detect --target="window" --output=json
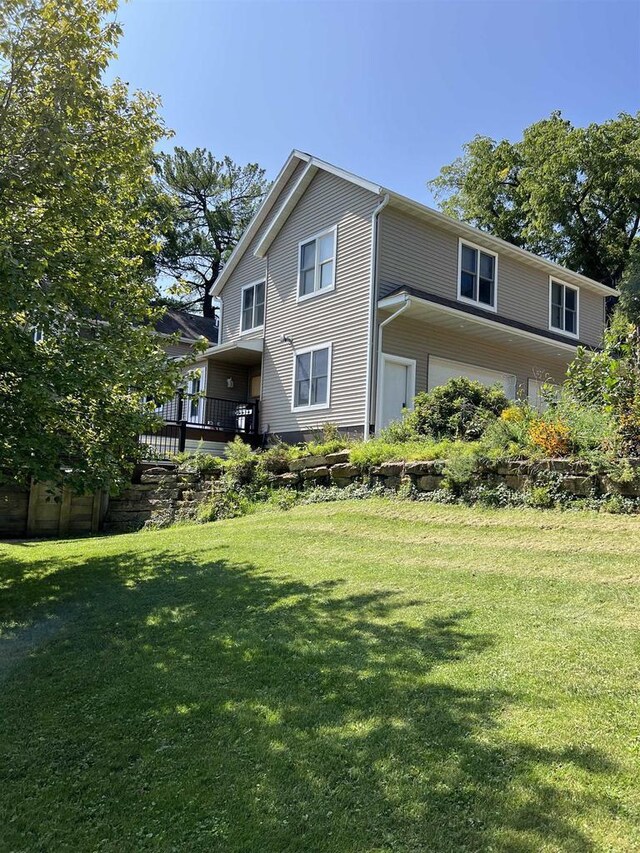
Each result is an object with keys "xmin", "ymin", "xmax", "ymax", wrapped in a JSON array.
[
  {"xmin": 241, "ymin": 281, "xmax": 265, "ymax": 333},
  {"xmin": 32, "ymin": 328, "xmax": 44, "ymax": 343},
  {"xmin": 550, "ymin": 279, "xmax": 578, "ymax": 336},
  {"xmin": 458, "ymin": 240, "xmax": 497, "ymax": 310},
  {"xmin": 187, "ymin": 368, "xmax": 205, "ymax": 421},
  {"xmin": 298, "ymin": 226, "xmax": 337, "ymax": 299},
  {"xmin": 292, "ymin": 344, "xmax": 331, "ymax": 410}
]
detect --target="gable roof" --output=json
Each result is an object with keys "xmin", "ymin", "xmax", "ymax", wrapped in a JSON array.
[
  {"xmin": 215, "ymin": 150, "xmax": 618, "ymax": 298},
  {"xmin": 154, "ymin": 309, "xmax": 219, "ymax": 344}
]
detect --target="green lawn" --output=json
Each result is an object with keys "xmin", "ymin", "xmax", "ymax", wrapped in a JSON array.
[{"xmin": 1, "ymin": 500, "xmax": 639, "ymax": 852}]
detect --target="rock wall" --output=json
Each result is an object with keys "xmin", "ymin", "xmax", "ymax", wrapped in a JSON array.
[{"xmin": 105, "ymin": 454, "xmax": 640, "ymax": 533}]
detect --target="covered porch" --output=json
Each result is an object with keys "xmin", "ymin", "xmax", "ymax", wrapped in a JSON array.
[{"xmin": 143, "ymin": 338, "xmax": 264, "ymax": 458}]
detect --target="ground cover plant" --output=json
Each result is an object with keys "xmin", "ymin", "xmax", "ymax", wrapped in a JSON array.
[{"xmin": 1, "ymin": 500, "xmax": 639, "ymax": 851}]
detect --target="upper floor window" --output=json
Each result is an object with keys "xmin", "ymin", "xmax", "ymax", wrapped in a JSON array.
[
  {"xmin": 292, "ymin": 343, "xmax": 331, "ymax": 411},
  {"xmin": 549, "ymin": 279, "xmax": 578, "ymax": 337},
  {"xmin": 241, "ymin": 280, "xmax": 265, "ymax": 333},
  {"xmin": 298, "ymin": 226, "xmax": 337, "ymax": 300},
  {"xmin": 458, "ymin": 240, "xmax": 497, "ymax": 310}
]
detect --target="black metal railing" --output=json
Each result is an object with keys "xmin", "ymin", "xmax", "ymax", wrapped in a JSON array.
[{"xmin": 141, "ymin": 391, "xmax": 259, "ymax": 456}]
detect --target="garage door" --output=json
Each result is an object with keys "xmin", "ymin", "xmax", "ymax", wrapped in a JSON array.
[{"xmin": 428, "ymin": 356, "xmax": 517, "ymax": 398}]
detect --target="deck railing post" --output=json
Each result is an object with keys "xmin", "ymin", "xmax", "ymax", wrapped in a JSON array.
[
  {"xmin": 177, "ymin": 389, "xmax": 187, "ymax": 452},
  {"xmin": 252, "ymin": 400, "xmax": 260, "ymax": 435}
]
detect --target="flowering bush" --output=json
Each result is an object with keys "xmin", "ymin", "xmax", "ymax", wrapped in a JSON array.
[{"xmin": 529, "ymin": 420, "xmax": 571, "ymax": 456}]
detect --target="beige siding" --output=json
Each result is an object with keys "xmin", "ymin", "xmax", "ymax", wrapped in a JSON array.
[
  {"xmin": 261, "ymin": 170, "xmax": 379, "ymax": 435},
  {"xmin": 381, "ymin": 315, "xmax": 571, "ymax": 403},
  {"xmin": 163, "ymin": 341, "xmax": 195, "ymax": 358},
  {"xmin": 205, "ymin": 360, "xmax": 249, "ymax": 402},
  {"xmin": 220, "ymin": 161, "xmax": 307, "ymax": 344},
  {"xmin": 378, "ymin": 207, "xmax": 605, "ymax": 348}
]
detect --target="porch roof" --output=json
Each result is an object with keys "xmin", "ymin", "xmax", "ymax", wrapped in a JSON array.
[
  {"xmin": 378, "ymin": 288, "xmax": 586, "ymax": 360},
  {"xmin": 197, "ymin": 337, "xmax": 263, "ymax": 366}
]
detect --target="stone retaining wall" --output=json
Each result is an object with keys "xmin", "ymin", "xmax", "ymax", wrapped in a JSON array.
[
  {"xmin": 278, "ymin": 453, "xmax": 640, "ymax": 498},
  {"xmin": 105, "ymin": 454, "xmax": 640, "ymax": 532},
  {"xmin": 105, "ymin": 466, "xmax": 219, "ymax": 532}
]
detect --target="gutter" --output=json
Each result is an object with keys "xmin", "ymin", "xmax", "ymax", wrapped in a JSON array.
[{"xmin": 363, "ymin": 193, "xmax": 390, "ymax": 440}]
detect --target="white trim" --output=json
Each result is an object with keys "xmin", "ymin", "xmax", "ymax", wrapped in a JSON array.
[
  {"xmin": 457, "ymin": 238, "xmax": 498, "ymax": 313},
  {"xmin": 375, "ymin": 352, "xmax": 417, "ymax": 434},
  {"xmin": 186, "ymin": 364, "xmax": 207, "ymax": 423},
  {"xmin": 255, "ymin": 154, "xmax": 382, "ymax": 259},
  {"xmin": 211, "ymin": 150, "xmax": 310, "ymax": 297},
  {"xmin": 255, "ymin": 163, "xmax": 318, "ymax": 259},
  {"xmin": 239, "ymin": 279, "xmax": 265, "ymax": 335},
  {"xmin": 296, "ymin": 225, "xmax": 337, "ymax": 302},
  {"xmin": 377, "ymin": 292, "xmax": 580, "ymax": 354},
  {"xmin": 291, "ymin": 342, "xmax": 333, "ymax": 412},
  {"xmin": 548, "ymin": 276, "xmax": 580, "ymax": 339}
]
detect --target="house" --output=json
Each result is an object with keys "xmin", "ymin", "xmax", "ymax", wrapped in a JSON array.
[{"xmin": 163, "ymin": 151, "xmax": 616, "ymax": 452}]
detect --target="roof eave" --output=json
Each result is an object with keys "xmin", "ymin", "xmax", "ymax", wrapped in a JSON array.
[{"xmin": 211, "ymin": 150, "xmax": 310, "ymax": 298}]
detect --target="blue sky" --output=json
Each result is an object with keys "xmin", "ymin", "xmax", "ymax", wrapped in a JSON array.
[{"xmin": 108, "ymin": 0, "xmax": 639, "ymax": 205}]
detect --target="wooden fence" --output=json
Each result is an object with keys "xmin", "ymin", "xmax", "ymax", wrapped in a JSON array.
[{"xmin": 0, "ymin": 481, "xmax": 108, "ymax": 538}]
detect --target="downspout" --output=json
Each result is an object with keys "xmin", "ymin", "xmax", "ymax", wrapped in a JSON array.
[
  {"xmin": 363, "ymin": 192, "xmax": 390, "ymax": 440},
  {"xmin": 374, "ymin": 295, "xmax": 411, "ymax": 433}
]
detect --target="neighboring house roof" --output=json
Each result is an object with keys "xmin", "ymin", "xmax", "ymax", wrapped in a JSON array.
[
  {"xmin": 154, "ymin": 309, "xmax": 219, "ymax": 344},
  {"xmin": 213, "ymin": 149, "xmax": 618, "ymax": 299}
]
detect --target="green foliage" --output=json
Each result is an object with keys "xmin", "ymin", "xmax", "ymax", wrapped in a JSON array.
[
  {"xmin": 172, "ymin": 447, "xmax": 224, "ymax": 474},
  {"xmin": 566, "ymin": 308, "xmax": 640, "ymax": 455},
  {"xmin": 429, "ymin": 111, "xmax": 640, "ymax": 287},
  {"xmin": 349, "ymin": 438, "xmax": 459, "ymax": 468},
  {"xmin": 157, "ymin": 147, "xmax": 268, "ymax": 316},
  {"xmin": 0, "ymin": 0, "xmax": 181, "ymax": 492},
  {"xmin": 404, "ymin": 377, "xmax": 509, "ymax": 440},
  {"xmin": 442, "ymin": 443, "xmax": 482, "ymax": 491}
]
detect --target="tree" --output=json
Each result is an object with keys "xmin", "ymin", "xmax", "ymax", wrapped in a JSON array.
[
  {"xmin": 429, "ymin": 112, "xmax": 640, "ymax": 288},
  {"xmin": 156, "ymin": 147, "xmax": 269, "ymax": 317},
  {"xmin": 0, "ymin": 0, "xmax": 184, "ymax": 492}
]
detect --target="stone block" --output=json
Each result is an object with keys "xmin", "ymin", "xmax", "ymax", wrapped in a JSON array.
[
  {"xmin": 372, "ymin": 461, "xmax": 405, "ymax": 478},
  {"xmin": 403, "ymin": 460, "xmax": 442, "ymax": 476},
  {"xmin": 302, "ymin": 466, "xmax": 330, "ymax": 480},
  {"xmin": 599, "ymin": 476, "xmax": 640, "ymax": 497},
  {"xmin": 289, "ymin": 455, "xmax": 326, "ymax": 472},
  {"xmin": 325, "ymin": 450, "xmax": 351, "ymax": 465},
  {"xmin": 504, "ymin": 474, "xmax": 529, "ymax": 491},
  {"xmin": 275, "ymin": 472, "xmax": 300, "ymax": 486},
  {"xmin": 330, "ymin": 463, "xmax": 358, "ymax": 480},
  {"xmin": 416, "ymin": 475, "xmax": 444, "ymax": 492},
  {"xmin": 561, "ymin": 476, "xmax": 593, "ymax": 496}
]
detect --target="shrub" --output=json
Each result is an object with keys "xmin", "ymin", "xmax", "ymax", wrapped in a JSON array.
[
  {"xmin": 223, "ymin": 437, "xmax": 259, "ymax": 486},
  {"xmin": 405, "ymin": 378, "xmax": 509, "ymax": 440},
  {"xmin": 172, "ymin": 448, "xmax": 224, "ymax": 474},
  {"xmin": 442, "ymin": 443, "xmax": 482, "ymax": 490},
  {"xmin": 529, "ymin": 420, "xmax": 571, "ymax": 456},
  {"xmin": 349, "ymin": 437, "xmax": 457, "ymax": 468}
]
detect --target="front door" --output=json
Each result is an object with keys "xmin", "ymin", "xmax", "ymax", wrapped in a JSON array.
[{"xmin": 377, "ymin": 354, "xmax": 416, "ymax": 431}]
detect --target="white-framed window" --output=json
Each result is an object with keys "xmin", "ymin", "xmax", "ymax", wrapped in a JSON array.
[
  {"xmin": 240, "ymin": 280, "xmax": 265, "ymax": 333},
  {"xmin": 458, "ymin": 239, "xmax": 498, "ymax": 311},
  {"xmin": 32, "ymin": 327, "xmax": 44, "ymax": 343},
  {"xmin": 292, "ymin": 343, "xmax": 332, "ymax": 411},
  {"xmin": 187, "ymin": 367, "xmax": 206, "ymax": 422},
  {"xmin": 549, "ymin": 278, "xmax": 579, "ymax": 337},
  {"xmin": 297, "ymin": 226, "xmax": 337, "ymax": 300}
]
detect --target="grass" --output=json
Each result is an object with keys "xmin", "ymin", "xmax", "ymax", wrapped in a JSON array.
[{"xmin": 1, "ymin": 500, "xmax": 639, "ymax": 852}]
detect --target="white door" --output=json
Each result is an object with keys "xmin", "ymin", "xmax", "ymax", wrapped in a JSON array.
[
  {"xmin": 377, "ymin": 354, "xmax": 416, "ymax": 431},
  {"xmin": 428, "ymin": 356, "xmax": 516, "ymax": 398}
]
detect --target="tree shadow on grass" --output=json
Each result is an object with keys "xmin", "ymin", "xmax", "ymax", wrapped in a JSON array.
[{"xmin": 0, "ymin": 545, "xmax": 621, "ymax": 852}]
